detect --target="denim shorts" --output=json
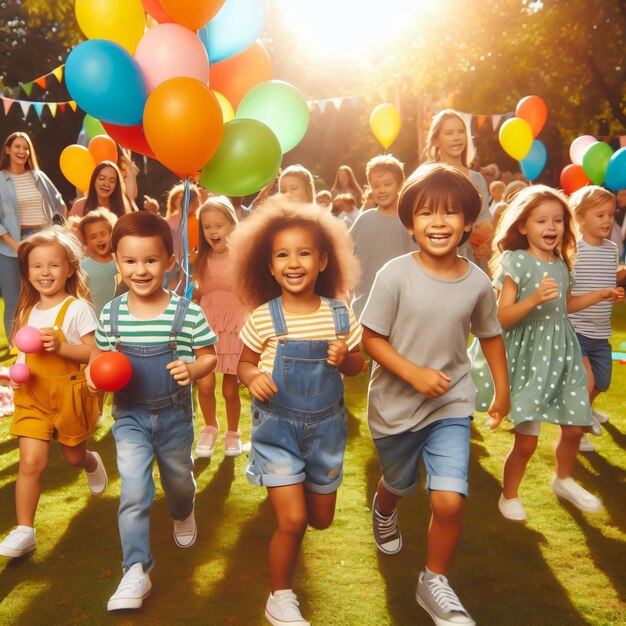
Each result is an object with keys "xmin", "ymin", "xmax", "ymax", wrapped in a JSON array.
[
  {"xmin": 246, "ymin": 399, "xmax": 348, "ymax": 494},
  {"xmin": 373, "ymin": 417, "xmax": 472, "ymax": 497},
  {"xmin": 576, "ymin": 333, "xmax": 612, "ymax": 391}
]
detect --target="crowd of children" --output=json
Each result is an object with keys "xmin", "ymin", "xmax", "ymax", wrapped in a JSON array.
[{"xmin": 0, "ymin": 113, "xmax": 624, "ymax": 625}]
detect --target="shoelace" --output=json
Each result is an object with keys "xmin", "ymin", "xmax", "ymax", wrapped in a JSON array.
[
  {"xmin": 374, "ymin": 508, "xmax": 398, "ymax": 540},
  {"xmin": 426, "ymin": 575, "xmax": 467, "ymax": 614},
  {"xmin": 275, "ymin": 591, "xmax": 301, "ymax": 613}
]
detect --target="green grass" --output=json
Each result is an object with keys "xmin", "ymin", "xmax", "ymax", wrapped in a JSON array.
[{"xmin": 0, "ymin": 304, "xmax": 624, "ymax": 625}]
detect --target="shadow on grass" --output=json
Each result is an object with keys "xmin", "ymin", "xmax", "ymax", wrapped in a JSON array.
[
  {"xmin": 602, "ymin": 421, "xmax": 626, "ymax": 450},
  {"xmin": 0, "ymin": 436, "xmax": 18, "ymax": 456}
]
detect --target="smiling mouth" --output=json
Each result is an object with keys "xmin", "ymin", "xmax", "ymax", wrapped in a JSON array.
[{"xmin": 543, "ymin": 235, "xmax": 557, "ymax": 244}]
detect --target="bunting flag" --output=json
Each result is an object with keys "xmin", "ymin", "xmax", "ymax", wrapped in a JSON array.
[
  {"xmin": 20, "ymin": 81, "xmax": 34, "ymax": 97},
  {"xmin": 306, "ymin": 95, "xmax": 362, "ymax": 113},
  {"xmin": 0, "ymin": 96, "xmax": 78, "ymax": 120},
  {"xmin": 16, "ymin": 64, "xmax": 65, "ymax": 95},
  {"xmin": 1, "ymin": 97, "xmax": 12, "ymax": 115}
]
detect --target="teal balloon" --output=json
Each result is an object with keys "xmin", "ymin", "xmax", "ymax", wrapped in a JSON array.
[
  {"xmin": 236, "ymin": 80, "xmax": 310, "ymax": 153},
  {"xmin": 519, "ymin": 139, "xmax": 547, "ymax": 181},
  {"xmin": 83, "ymin": 114, "xmax": 106, "ymax": 140},
  {"xmin": 199, "ymin": 119, "xmax": 281, "ymax": 196},
  {"xmin": 604, "ymin": 148, "xmax": 626, "ymax": 191},
  {"xmin": 581, "ymin": 141, "xmax": 613, "ymax": 185}
]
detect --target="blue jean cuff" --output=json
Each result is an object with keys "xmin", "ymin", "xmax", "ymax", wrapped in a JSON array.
[
  {"xmin": 246, "ymin": 469, "xmax": 307, "ymax": 488},
  {"xmin": 123, "ymin": 558, "xmax": 153, "ymax": 574},
  {"xmin": 426, "ymin": 475, "xmax": 468, "ymax": 496},
  {"xmin": 304, "ymin": 471, "xmax": 343, "ymax": 494},
  {"xmin": 381, "ymin": 476, "xmax": 418, "ymax": 498}
]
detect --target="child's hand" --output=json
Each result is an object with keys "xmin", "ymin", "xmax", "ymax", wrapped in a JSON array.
[
  {"xmin": 327, "ymin": 339, "xmax": 348, "ymax": 368},
  {"xmin": 487, "ymin": 394, "xmax": 511, "ymax": 430},
  {"xmin": 248, "ymin": 372, "xmax": 277, "ymax": 402},
  {"xmin": 533, "ymin": 272, "xmax": 559, "ymax": 304},
  {"xmin": 40, "ymin": 328, "xmax": 61, "ymax": 353},
  {"xmin": 411, "ymin": 367, "xmax": 451, "ymax": 398},
  {"xmin": 601, "ymin": 287, "xmax": 624, "ymax": 302},
  {"xmin": 167, "ymin": 360, "xmax": 192, "ymax": 386},
  {"xmin": 85, "ymin": 368, "xmax": 104, "ymax": 395}
]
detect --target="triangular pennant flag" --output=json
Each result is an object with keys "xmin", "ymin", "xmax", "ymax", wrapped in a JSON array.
[
  {"xmin": 348, "ymin": 96, "xmax": 360, "ymax": 107},
  {"xmin": 52, "ymin": 65, "xmax": 64, "ymax": 83},
  {"xmin": 307, "ymin": 100, "xmax": 316, "ymax": 112},
  {"xmin": 20, "ymin": 81, "xmax": 34, "ymax": 96},
  {"xmin": 34, "ymin": 76, "xmax": 47, "ymax": 90},
  {"xmin": 318, "ymin": 100, "xmax": 327, "ymax": 113},
  {"xmin": 2, "ymin": 97, "xmax": 13, "ymax": 115},
  {"xmin": 620, "ymin": 136, "xmax": 626, "ymax": 148},
  {"xmin": 18, "ymin": 100, "xmax": 31, "ymax": 118},
  {"xmin": 33, "ymin": 102, "xmax": 44, "ymax": 118},
  {"xmin": 491, "ymin": 114, "xmax": 503, "ymax": 131},
  {"xmin": 331, "ymin": 97, "xmax": 343, "ymax": 109},
  {"xmin": 59, "ymin": 103, "xmax": 67, "ymax": 113},
  {"xmin": 476, "ymin": 114, "xmax": 487, "ymax": 129},
  {"xmin": 47, "ymin": 102, "xmax": 58, "ymax": 118},
  {"xmin": 68, "ymin": 100, "xmax": 77, "ymax": 112}
]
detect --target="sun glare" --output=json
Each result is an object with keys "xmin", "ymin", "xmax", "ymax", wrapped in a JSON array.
[{"xmin": 274, "ymin": 0, "xmax": 432, "ymax": 59}]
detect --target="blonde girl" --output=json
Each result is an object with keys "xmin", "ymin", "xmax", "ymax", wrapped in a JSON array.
[
  {"xmin": 278, "ymin": 165, "xmax": 315, "ymax": 203},
  {"xmin": 330, "ymin": 164, "xmax": 363, "ymax": 206},
  {"xmin": 0, "ymin": 226, "xmax": 107, "ymax": 559}
]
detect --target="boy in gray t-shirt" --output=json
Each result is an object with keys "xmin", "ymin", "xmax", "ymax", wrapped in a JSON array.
[{"xmin": 361, "ymin": 163, "xmax": 510, "ymax": 626}]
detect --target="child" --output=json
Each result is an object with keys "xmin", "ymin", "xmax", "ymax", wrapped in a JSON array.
[
  {"xmin": 0, "ymin": 227, "xmax": 107, "ymax": 559},
  {"xmin": 278, "ymin": 165, "xmax": 315, "ymax": 203},
  {"xmin": 87, "ymin": 212, "xmax": 217, "ymax": 611},
  {"xmin": 361, "ymin": 163, "xmax": 509, "ymax": 626},
  {"xmin": 330, "ymin": 164, "xmax": 363, "ymax": 206},
  {"xmin": 334, "ymin": 193, "xmax": 360, "ymax": 227},
  {"xmin": 569, "ymin": 186, "xmax": 625, "ymax": 450},
  {"xmin": 315, "ymin": 189, "xmax": 332, "ymax": 209},
  {"xmin": 193, "ymin": 196, "xmax": 247, "ymax": 458},
  {"xmin": 491, "ymin": 185, "xmax": 622, "ymax": 522},
  {"xmin": 79, "ymin": 207, "xmax": 118, "ymax": 316},
  {"xmin": 349, "ymin": 154, "xmax": 416, "ymax": 318},
  {"xmin": 231, "ymin": 197, "xmax": 364, "ymax": 626}
]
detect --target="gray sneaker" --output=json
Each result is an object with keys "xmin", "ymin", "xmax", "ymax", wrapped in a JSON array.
[
  {"xmin": 416, "ymin": 570, "xmax": 475, "ymax": 626},
  {"xmin": 371, "ymin": 493, "xmax": 402, "ymax": 555}
]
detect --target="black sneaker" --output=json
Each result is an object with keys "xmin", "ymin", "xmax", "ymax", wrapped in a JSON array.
[{"xmin": 371, "ymin": 493, "xmax": 402, "ymax": 555}]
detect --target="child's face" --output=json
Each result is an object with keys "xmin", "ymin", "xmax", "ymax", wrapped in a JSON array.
[
  {"xmin": 114, "ymin": 235, "xmax": 175, "ymax": 301},
  {"xmin": 269, "ymin": 226, "xmax": 328, "ymax": 299},
  {"xmin": 338, "ymin": 169, "xmax": 350, "ymax": 186},
  {"xmin": 435, "ymin": 117, "xmax": 467, "ymax": 161},
  {"xmin": 519, "ymin": 201, "xmax": 565, "ymax": 257},
  {"xmin": 83, "ymin": 220, "xmax": 112, "ymax": 261},
  {"xmin": 94, "ymin": 166, "xmax": 118, "ymax": 199},
  {"xmin": 28, "ymin": 243, "xmax": 73, "ymax": 299},
  {"xmin": 200, "ymin": 208, "xmax": 235, "ymax": 255},
  {"xmin": 280, "ymin": 175, "xmax": 309, "ymax": 202},
  {"xmin": 369, "ymin": 170, "xmax": 401, "ymax": 210},
  {"xmin": 577, "ymin": 200, "xmax": 615, "ymax": 242}
]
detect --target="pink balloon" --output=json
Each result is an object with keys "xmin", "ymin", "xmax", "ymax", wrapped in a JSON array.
[
  {"xmin": 135, "ymin": 24, "xmax": 209, "ymax": 94},
  {"xmin": 570, "ymin": 135, "xmax": 598, "ymax": 166},
  {"xmin": 14, "ymin": 326, "xmax": 43, "ymax": 354},
  {"xmin": 9, "ymin": 363, "xmax": 32, "ymax": 385}
]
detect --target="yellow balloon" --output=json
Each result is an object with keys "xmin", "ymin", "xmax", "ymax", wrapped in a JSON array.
[
  {"xmin": 60, "ymin": 145, "xmax": 96, "ymax": 193},
  {"xmin": 75, "ymin": 0, "xmax": 146, "ymax": 55},
  {"xmin": 212, "ymin": 90, "xmax": 235, "ymax": 123},
  {"xmin": 499, "ymin": 117, "xmax": 533, "ymax": 161},
  {"xmin": 370, "ymin": 103, "xmax": 401, "ymax": 149}
]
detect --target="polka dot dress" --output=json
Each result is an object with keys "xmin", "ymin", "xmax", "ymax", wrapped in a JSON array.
[{"xmin": 471, "ymin": 250, "xmax": 592, "ymax": 427}]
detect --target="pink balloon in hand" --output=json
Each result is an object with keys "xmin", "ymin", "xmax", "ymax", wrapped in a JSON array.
[
  {"xmin": 14, "ymin": 326, "xmax": 43, "ymax": 354},
  {"xmin": 9, "ymin": 364, "xmax": 32, "ymax": 385}
]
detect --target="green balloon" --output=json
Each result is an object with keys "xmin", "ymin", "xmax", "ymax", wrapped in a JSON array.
[
  {"xmin": 199, "ymin": 119, "xmax": 282, "ymax": 196},
  {"xmin": 83, "ymin": 114, "xmax": 107, "ymax": 140},
  {"xmin": 581, "ymin": 141, "xmax": 613, "ymax": 185},
  {"xmin": 236, "ymin": 80, "xmax": 310, "ymax": 154}
]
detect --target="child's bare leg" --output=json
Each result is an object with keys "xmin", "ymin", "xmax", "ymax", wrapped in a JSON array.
[
  {"xmin": 267, "ymin": 484, "xmax": 308, "ymax": 592},
  {"xmin": 59, "ymin": 441, "xmax": 97, "ymax": 472},
  {"xmin": 197, "ymin": 372, "xmax": 218, "ymax": 429},
  {"xmin": 304, "ymin": 489, "xmax": 337, "ymax": 530},
  {"xmin": 555, "ymin": 426, "xmax": 584, "ymax": 478},
  {"xmin": 16, "ymin": 438, "xmax": 49, "ymax": 526},
  {"xmin": 222, "ymin": 374, "xmax": 241, "ymax": 432},
  {"xmin": 376, "ymin": 479, "xmax": 401, "ymax": 515},
  {"xmin": 426, "ymin": 490, "xmax": 464, "ymax": 574},
  {"xmin": 502, "ymin": 432, "xmax": 538, "ymax": 498}
]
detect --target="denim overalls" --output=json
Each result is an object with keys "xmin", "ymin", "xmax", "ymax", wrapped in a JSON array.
[
  {"xmin": 109, "ymin": 295, "xmax": 196, "ymax": 573},
  {"xmin": 247, "ymin": 296, "xmax": 350, "ymax": 494}
]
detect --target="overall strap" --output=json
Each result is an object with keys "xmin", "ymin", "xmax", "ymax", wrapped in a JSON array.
[
  {"xmin": 53, "ymin": 297, "xmax": 75, "ymax": 328},
  {"xmin": 268, "ymin": 297, "xmax": 288, "ymax": 337},
  {"xmin": 324, "ymin": 298, "xmax": 350, "ymax": 337},
  {"xmin": 169, "ymin": 295, "xmax": 191, "ymax": 348},
  {"xmin": 109, "ymin": 295, "xmax": 125, "ymax": 348}
]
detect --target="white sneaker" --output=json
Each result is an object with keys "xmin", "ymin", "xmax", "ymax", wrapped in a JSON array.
[
  {"xmin": 498, "ymin": 494, "xmax": 527, "ymax": 522},
  {"xmin": 195, "ymin": 426, "xmax": 218, "ymax": 458},
  {"xmin": 86, "ymin": 451, "xmax": 108, "ymax": 496},
  {"xmin": 592, "ymin": 408, "xmax": 609, "ymax": 424},
  {"xmin": 552, "ymin": 476, "xmax": 602, "ymax": 512},
  {"xmin": 265, "ymin": 589, "xmax": 310, "ymax": 626},
  {"xmin": 173, "ymin": 505, "xmax": 197, "ymax": 548},
  {"xmin": 588, "ymin": 416, "xmax": 602, "ymax": 437},
  {"xmin": 416, "ymin": 570, "xmax": 475, "ymax": 626},
  {"xmin": 224, "ymin": 429, "xmax": 243, "ymax": 457},
  {"xmin": 579, "ymin": 435, "xmax": 596, "ymax": 453},
  {"xmin": 107, "ymin": 563, "xmax": 152, "ymax": 611},
  {"xmin": 0, "ymin": 526, "xmax": 36, "ymax": 558}
]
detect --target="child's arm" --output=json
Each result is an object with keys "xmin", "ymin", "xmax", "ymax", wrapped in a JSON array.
[
  {"xmin": 361, "ymin": 327, "xmax": 451, "ymax": 397},
  {"xmin": 167, "ymin": 345, "xmax": 217, "ymax": 387},
  {"xmin": 497, "ymin": 273, "xmax": 559, "ymax": 328},
  {"xmin": 478, "ymin": 335, "xmax": 511, "ymax": 429},
  {"xmin": 567, "ymin": 287, "xmax": 624, "ymax": 313},
  {"xmin": 617, "ymin": 266, "xmax": 626, "ymax": 285},
  {"xmin": 238, "ymin": 345, "xmax": 278, "ymax": 401},
  {"xmin": 40, "ymin": 329, "xmax": 94, "ymax": 364},
  {"xmin": 85, "ymin": 344, "xmax": 104, "ymax": 394},
  {"xmin": 327, "ymin": 339, "xmax": 365, "ymax": 376}
]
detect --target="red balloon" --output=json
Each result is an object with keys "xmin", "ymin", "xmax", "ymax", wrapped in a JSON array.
[
  {"xmin": 141, "ymin": 0, "xmax": 173, "ymax": 23},
  {"xmin": 560, "ymin": 164, "xmax": 590, "ymax": 195},
  {"xmin": 90, "ymin": 352, "xmax": 133, "ymax": 392},
  {"xmin": 516, "ymin": 95, "xmax": 547, "ymax": 138},
  {"xmin": 102, "ymin": 122, "xmax": 157, "ymax": 159}
]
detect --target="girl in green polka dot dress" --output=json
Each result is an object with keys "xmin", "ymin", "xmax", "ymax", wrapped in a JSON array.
[{"xmin": 489, "ymin": 185, "xmax": 623, "ymax": 521}]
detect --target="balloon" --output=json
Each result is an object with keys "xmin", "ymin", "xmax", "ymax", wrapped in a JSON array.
[
  {"xmin": 141, "ymin": 0, "xmax": 173, "ymax": 23},
  {"xmin": 14, "ymin": 326, "xmax": 42, "ymax": 354},
  {"xmin": 90, "ymin": 352, "xmax": 133, "ymax": 392},
  {"xmin": 199, "ymin": 119, "xmax": 281, "ymax": 196},
  {"xmin": 135, "ymin": 24, "xmax": 210, "ymax": 94},
  {"xmin": 83, "ymin": 114, "xmax": 106, "ymax": 140},
  {"xmin": 498, "ymin": 117, "xmax": 533, "ymax": 161},
  {"xmin": 519, "ymin": 139, "xmax": 547, "ymax": 181},
  {"xmin": 65, "ymin": 40, "xmax": 147, "ymax": 126},
  {"xmin": 515, "ymin": 95, "xmax": 547, "ymax": 138},
  {"xmin": 582, "ymin": 141, "xmax": 613, "ymax": 185},
  {"xmin": 75, "ymin": 0, "xmax": 146, "ymax": 54},
  {"xmin": 236, "ymin": 81, "xmax": 309, "ymax": 153},
  {"xmin": 199, "ymin": 0, "xmax": 268, "ymax": 64},
  {"xmin": 210, "ymin": 41, "xmax": 272, "ymax": 108},
  {"xmin": 60, "ymin": 145, "xmax": 97, "ymax": 192},
  {"xmin": 560, "ymin": 164, "xmax": 590, "ymax": 195},
  {"xmin": 604, "ymin": 148, "xmax": 626, "ymax": 191},
  {"xmin": 143, "ymin": 77, "xmax": 223, "ymax": 175},
  {"xmin": 570, "ymin": 135, "xmax": 598, "ymax": 166},
  {"xmin": 102, "ymin": 123, "xmax": 157, "ymax": 160},
  {"xmin": 9, "ymin": 364, "xmax": 32, "ymax": 385},
  {"xmin": 212, "ymin": 90, "xmax": 235, "ymax": 123},
  {"xmin": 159, "ymin": 0, "xmax": 225, "ymax": 30},
  {"xmin": 88, "ymin": 135, "xmax": 118, "ymax": 165},
  {"xmin": 369, "ymin": 103, "xmax": 401, "ymax": 149}
]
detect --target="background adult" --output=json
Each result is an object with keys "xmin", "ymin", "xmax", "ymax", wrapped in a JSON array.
[{"xmin": 330, "ymin": 165, "xmax": 363, "ymax": 206}]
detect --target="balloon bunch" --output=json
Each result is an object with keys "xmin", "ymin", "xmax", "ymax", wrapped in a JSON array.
[
  {"xmin": 60, "ymin": 135, "xmax": 118, "ymax": 192},
  {"xmin": 499, "ymin": 96, "xmax": 548, "ymax": 181},
  {"xmin": 370, "ymin": 104, "xmax": 401, "ymax": 150}
]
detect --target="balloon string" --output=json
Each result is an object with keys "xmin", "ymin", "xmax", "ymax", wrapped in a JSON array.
[{"xmin": 180, "ymin": 178, "xmax": 193, "ymax": 300}]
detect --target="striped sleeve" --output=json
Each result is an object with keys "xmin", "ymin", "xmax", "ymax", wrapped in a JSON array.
[
  {"xmin": 95, "ymin": 302, "xmax": 114, "ymax": 351},
  {"xmin": 240, "ymin": 306, "xmax": 266, "ymax": 354},
  {"xmin": 344, "ymin": 308, "xmax": 362, "ymax": 350},
  {"xmin": 187, "ymin": 301, "xmax": 217, "ymax": 348}
]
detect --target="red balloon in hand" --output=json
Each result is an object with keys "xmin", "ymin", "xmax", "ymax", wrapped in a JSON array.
[{"xmin": 90, "ymin": 352, "xmax": 133, "ymax": 392}]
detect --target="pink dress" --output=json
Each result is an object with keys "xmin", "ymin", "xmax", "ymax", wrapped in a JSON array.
[{"xmin": 198, "ymin": 256, "xmax": 248, "ymax": 375}]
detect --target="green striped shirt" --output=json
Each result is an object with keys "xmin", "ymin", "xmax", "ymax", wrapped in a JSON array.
[{"xmin": 96, "ymin": 293, "xmax": 217, "ymax": 361}]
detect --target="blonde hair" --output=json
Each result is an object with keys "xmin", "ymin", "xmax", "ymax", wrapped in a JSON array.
[
  {"xmin": 166, "ymin": 182, "xmax": 200, "ymax": 218},
  {"xmin": 422, "ymin": 109, "xmax": 474, "ymax": 169},
  {"xmin": 569, "ymin": 186, "xmax": 615, "ymax": 220},
  {"xmin": 229, "ymin": 196, "xmax": 359, "ymax": 310},
  {"xmin": 330, "ymin": 165, "xmax": 363, "ymax": 206},
  {"xmin": 279, "ymin": 165, "xmax": 316, "ymax": 203},
  {"xmin": 365, "ymin": 154, "xmax": 405, "ymax": 186},
  {"xmin": 490, "ymin": 185, "xmax": 577, "ymax": 276},
  {"xmin": 78, "ymin": 207, "xmax": 118, "ymax": 242}
]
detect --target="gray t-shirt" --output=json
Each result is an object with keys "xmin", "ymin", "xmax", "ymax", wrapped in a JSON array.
[
  {"xmin": 361, "ymin": 253, "xmax": 501, "ymax": 439},
  {"xmin": 349, "ymin": 208, "xmax": 417, "ymax": 318}
]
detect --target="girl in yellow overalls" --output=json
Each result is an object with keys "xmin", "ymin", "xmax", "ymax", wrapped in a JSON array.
[{"xmin": 0, "ymin": 226, "xmax": 107, "ymax": 559}]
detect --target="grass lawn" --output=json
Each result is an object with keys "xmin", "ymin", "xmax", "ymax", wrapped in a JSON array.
[{"xmin": 0, "ymin": 301, "xmax": 624, "ymax": 625}]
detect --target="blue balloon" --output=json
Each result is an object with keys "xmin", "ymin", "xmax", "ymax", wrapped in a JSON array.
[
  {"xmin": 519, "ymin": 139, "xmax": 547, "ymax": 181},
  {"xmin": 604, "ymin": 148, "xmax": 626, "ymax": 191},
  {"xmin": 65, "ymin": 40, "xmax": 147, "ymax": 126},
  {"xmin": 200, "ymin": 0, "xmax": 268, "ymax": 64}
]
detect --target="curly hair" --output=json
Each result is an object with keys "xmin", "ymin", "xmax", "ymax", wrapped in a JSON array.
[{"xmin": 229, "ymin": 196, "xmax": 360, "ymax": 310}]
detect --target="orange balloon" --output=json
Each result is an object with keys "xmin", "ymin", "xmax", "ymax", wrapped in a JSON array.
[
  {"xmin": 59, "ymin": 145, "xmax": 96, "ymax": 192},
  {"xmin": 210, "ymin": 41, "xmax": 272, "ymax": 108},
  {"xmin": 88, "ymin": 134, "xmax": 118, "ymax": 164},
  {"xmin": 143, "ymin": 77, "xmax": 224, "ymax": 176},
  {"xmin": 159, "ymin": 0, "xmax": 225, "ymax": 30},
  {"xmin": 515, "ymin": 95, "xmax": 547, "ymax": 138}
]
